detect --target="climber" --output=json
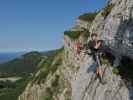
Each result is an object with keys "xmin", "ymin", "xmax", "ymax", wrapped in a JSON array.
[
  {"xmin": 86, "ymin": 33, "xmax": 104, "ymax": 82},
  {"xmin": 75, "ymin": 42, "xmax": 82, "ymax": 55}
]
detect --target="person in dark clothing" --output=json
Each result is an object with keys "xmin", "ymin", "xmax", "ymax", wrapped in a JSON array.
[{"xmin": 87, "ymin": 33, "xmax": 104, "ymax": 81}]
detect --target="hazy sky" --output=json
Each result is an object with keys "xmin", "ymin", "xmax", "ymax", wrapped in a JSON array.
[{"xmin": 0, "ymin": 0, "xmax": 108, "ymax": 52}]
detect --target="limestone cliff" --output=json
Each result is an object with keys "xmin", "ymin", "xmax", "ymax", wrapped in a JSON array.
[{"xmin": 18, "ymin": 0, "xmax": 133, "ymax": 100}]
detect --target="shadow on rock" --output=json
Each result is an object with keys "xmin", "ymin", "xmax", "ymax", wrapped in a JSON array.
[{"xmin": 87, "ymin": 63, "xmax": 97, "ymax": 73}]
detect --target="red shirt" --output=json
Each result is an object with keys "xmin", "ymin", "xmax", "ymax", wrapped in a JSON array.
[{"xmin": 75, "ymin": 42, "xmax": 81, "ymax": 50}]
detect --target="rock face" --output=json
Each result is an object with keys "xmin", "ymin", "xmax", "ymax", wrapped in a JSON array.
[
  {"xmin": 90, "ymin": 0, "xmax": 133, "ymax": 59},
  {"xmin": 65, "ymin": 46, "xmax": 132, "ymax": 100},
  {"xmin": 18, "ymin": 0, "xmax": 133, "ymax": 100}
]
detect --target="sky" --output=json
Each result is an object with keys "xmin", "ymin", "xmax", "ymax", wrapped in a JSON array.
[{"xmin": 0, "ymin": 0, "xmax": 108, "ymax": 52}]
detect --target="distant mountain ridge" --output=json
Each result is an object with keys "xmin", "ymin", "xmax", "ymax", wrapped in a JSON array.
[
  {"xmin": 0, "ymin": 50, "xmax": 58, "ymax": 77},
  {"xmin": 0, "ymin": 51, "xmax": 42, "ymax": 77},
  {"xmin": 0, "ymin": 52, "xmax": 25, "ymax": 64}
]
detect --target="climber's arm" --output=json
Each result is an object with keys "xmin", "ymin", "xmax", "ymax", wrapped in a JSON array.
[{"xmin": 94, "ymin": 41, "xmax": 101, "ymax": 49}]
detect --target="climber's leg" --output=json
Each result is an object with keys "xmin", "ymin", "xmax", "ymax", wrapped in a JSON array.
[
  {"xmin": 96, "ymin": 67, "xmax": 99, "ymax": 75},
  {"xmin": 96, "ymin": 67, "xmax": 102, "ymax": 82},
  {"xmin": 98, "ymin": 68, "xmax": 107, "ymax": 84},
  {"xmin": 98, "ymin": 68, "xmax": 103, "ymax": 79},
  {"xmin": 96, "ymin": 54, "xmax": 102, "ymax": 76},
  {"xmin": 96, "ymin": 68, "xmax": 101, "ymax": 77},
  {"xmin": 95, "ymin": 54, "xmax": 106, "ymax": 84}
]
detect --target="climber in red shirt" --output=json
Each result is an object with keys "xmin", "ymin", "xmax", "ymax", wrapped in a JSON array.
[{"xmin": 75, "ymin": 42, "xmax": 82, "ymax": 55}]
